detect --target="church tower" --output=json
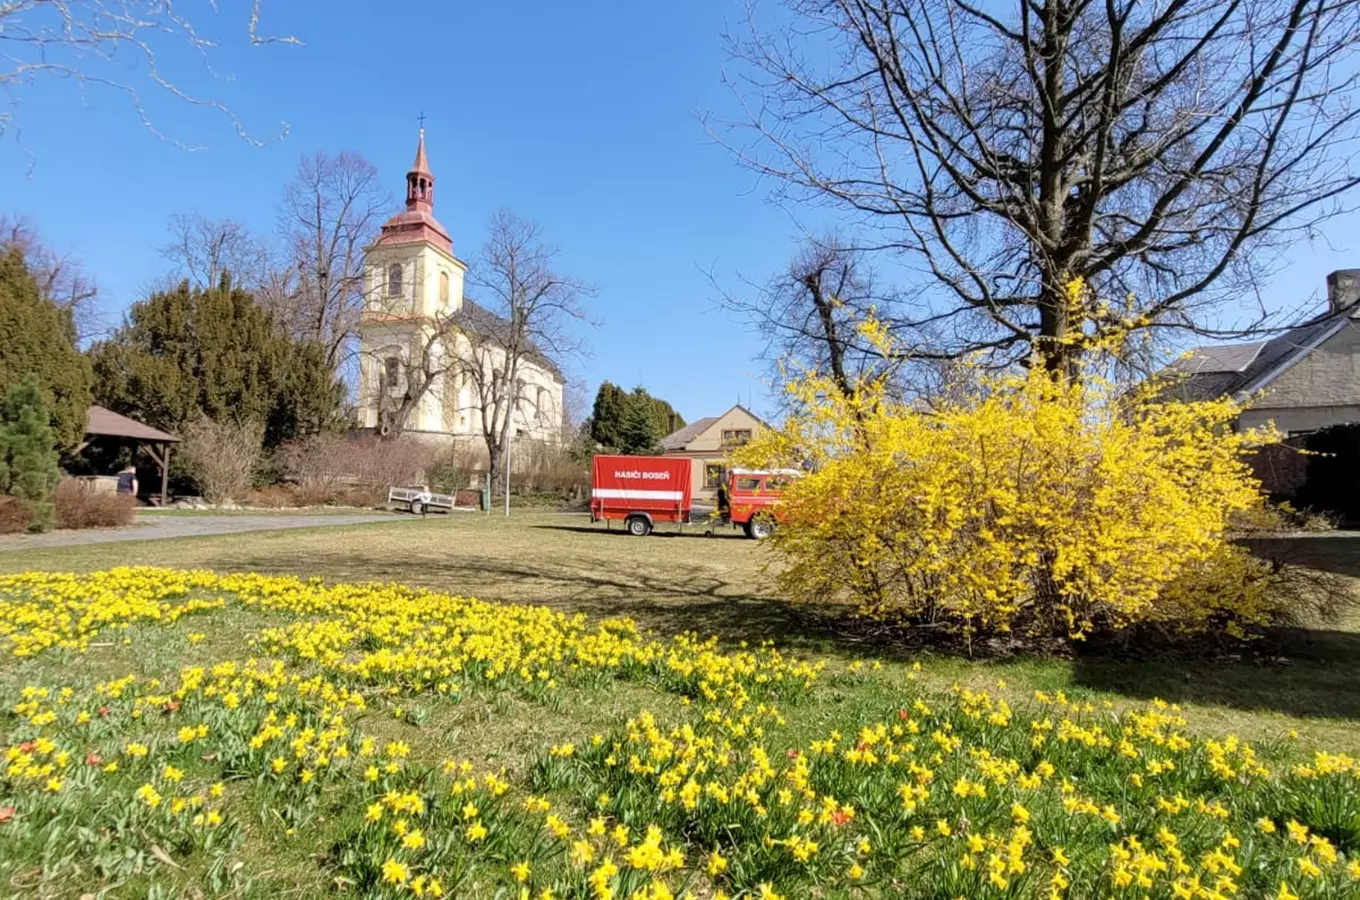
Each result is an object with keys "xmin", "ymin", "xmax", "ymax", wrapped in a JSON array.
[{"xmin": 358, "ymin": 129, "xmax": 468, "ymax": 435}]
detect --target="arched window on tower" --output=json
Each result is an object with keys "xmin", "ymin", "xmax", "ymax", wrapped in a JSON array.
[
  {"xmin": 439, "ymin": 271, "xmax": 451, "ymax": 307},
  {"xmin": 387, "ymin": 264, "xmax": 403, "ymax": 298}
]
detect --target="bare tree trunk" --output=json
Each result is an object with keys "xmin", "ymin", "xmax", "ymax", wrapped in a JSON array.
[{"xmin": 453, "ymin": 209, "xmax": 591, "ymax": 497}]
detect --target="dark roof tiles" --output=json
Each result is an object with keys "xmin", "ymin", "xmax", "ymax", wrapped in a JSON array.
[
  {"xmin": 1171, "ymin": 312, "xmax": 1354, "ymax": 401},
  {"xmin": 661, "ymin": 417, "xmax": 717, "ymax": 451},
  {"xmin": 85, "ymin": 406, "xmax": 179, "ymax": 442}
]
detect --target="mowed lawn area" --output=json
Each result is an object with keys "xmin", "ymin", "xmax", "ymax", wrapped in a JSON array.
[{"xmin": 2, "ymin": 511, "xmax": 1358, "ymax": 749}]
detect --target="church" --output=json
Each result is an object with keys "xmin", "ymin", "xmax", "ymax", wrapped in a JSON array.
[{"xmin": 356, "ymin": 131, "xmax": 565, "ymax": 452}]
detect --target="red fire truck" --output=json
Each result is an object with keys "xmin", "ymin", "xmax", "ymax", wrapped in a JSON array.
[
  {"xmin": 725, "ymin": 467, "xmax": 798, "ymax": 539},
  {"xmin": 590, "ymin": 455, "xmax": 793, "ymax": 538}
]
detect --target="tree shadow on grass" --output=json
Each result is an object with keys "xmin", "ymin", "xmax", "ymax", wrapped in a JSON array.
[
  {"xmin": 210, "ymin": 545, "xmax": 903, "ymax": 661},
  {"xmin": 1071, "ymin": 533, "xmax": 1360, "ymax": 721},
  {"xmin": 528, "ymin": 523, "xmax": 749, "ymax": 540},
  {"xmin": 1069, "ymin": 625, "xmax": 1360, "ymax": 721},
  {"xmin": 213, "ymin": 532, "xmax": 1360, "ymax": 722},
  {"xmin": 1239, "ymin": 532, "xmax": 1360, "ymax": 578}
]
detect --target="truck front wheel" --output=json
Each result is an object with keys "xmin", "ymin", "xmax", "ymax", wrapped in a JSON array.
[
  {"xmin": 626, "ymin": 516, "xmax": 652, "ymax": 537},
  {"xmin": 746, "ymin": 514, "xmax": 775, "ymax": 540}
]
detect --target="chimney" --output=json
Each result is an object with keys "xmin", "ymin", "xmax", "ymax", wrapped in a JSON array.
[{"xmin": 1326, "ymin": 269, "xmax": 1360, "ymax": 315}]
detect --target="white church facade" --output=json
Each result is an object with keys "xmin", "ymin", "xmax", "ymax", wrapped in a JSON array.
[{"xmin": 355, "ymin": 131, "xmax": 564, "ymax": 449}]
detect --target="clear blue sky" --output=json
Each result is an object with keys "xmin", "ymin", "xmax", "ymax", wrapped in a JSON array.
[{"xmin": 3, "ymin": 0, "xmax": 1356, "ymax": 424}]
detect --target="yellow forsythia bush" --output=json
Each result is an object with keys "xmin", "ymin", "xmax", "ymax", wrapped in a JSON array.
[{"xmin": 739, "ymin": 327, "xmax": 1294, "ymax": 642}]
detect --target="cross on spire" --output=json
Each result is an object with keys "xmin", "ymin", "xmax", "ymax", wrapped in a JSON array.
[{"xmin": 416, "ymin": 111, "xmax": 427, "ymax": 131}]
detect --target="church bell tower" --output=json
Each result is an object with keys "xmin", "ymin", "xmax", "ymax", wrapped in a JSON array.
[{"xmin": 357, "ymin": 127, "xmax": 468, "ymax": 434}]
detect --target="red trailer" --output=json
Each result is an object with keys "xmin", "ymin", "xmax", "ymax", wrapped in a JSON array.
[{"xmin": 590, "ymin": 455, "xmax": 693, "ymax": 536}]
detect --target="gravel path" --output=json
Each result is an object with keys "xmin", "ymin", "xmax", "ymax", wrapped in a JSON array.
[{"xmin": 0, "ymin": 512, "xmax": 405, "ymax": 551}]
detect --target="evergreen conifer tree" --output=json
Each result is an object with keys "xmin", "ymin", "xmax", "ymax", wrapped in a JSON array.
[
  {"xmin": 0, "ymin": 375, "xmax": 61, "ymax": 530},
  {"xmin": 0, "ymin": 248, "xmax": 93, "ymax": 448},
  {"xmin": 589, "ymin": 382, "xmax": 684, "ymax": 452},
  {"xmin": 617, "ymin": 387, "xmax": 662, "ymax": 455},
  {"xmin": 91, "ymin": 276, "xmax": 343, "ymax": 449},
  {"xmin": 588, "ymin": 381, "xmax": 628, "ymax": 450}
]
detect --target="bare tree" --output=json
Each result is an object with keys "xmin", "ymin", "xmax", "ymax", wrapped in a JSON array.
[
  {"xmin": 159, "ymin": 212, "xmax": 273, "ymax": 290},
  {"xmin": 560, "ymin": 379, "xmax": 590, "ymax": 440},
  {"xmin": 372, "ymin": 328, "xmax": 455, "ymax": 442},
  {"xmin": 372, "ymin": 210, "xmax": 589, "ymax": 494},
  {"xmin": 180, "ymin": 415, "xmax": 264, "ymax": 504},
  {"xmin": 720, "ymin": 238, "xmax": 895, "ymax": 400},
  {"xmin": 0, "ymin": 215, "xmax": 102, "ymax": 339},
  {"xmin": 460, "ymin": 210, "xmax": 589, "ymax": 493},
  {"xmin": 277, "ymin": 151, "xmax": 391, "ymax": 371},
  {"xmin": 0, "ymin": 1, "xmax": 298, "ymax": 148},
  {"xmin": 723, "ymin": 0, "xmax": 1360, "ymax": 373},
  {"xmin": 155, "ymin": 152, "xmax": 390, "ymax": 385}
]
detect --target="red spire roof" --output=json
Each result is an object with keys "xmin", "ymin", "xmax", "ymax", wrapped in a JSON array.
[
  {"xmin": 411, "ymin": 128, "xmax": 431, "ymax": 174},
  {"xmin": 375, "ymin": 128, "xmax": 452, "ymax": 253}
]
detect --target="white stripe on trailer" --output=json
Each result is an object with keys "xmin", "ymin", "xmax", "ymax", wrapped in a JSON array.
[{"xmin": 592, "ymin": 489, "xmax": 685, "ymax": 501}]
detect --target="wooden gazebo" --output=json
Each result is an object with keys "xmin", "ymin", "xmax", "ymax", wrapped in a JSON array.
[{"xmin": 79, "ymin": 406, "xmax": 180, "ymax": 506}]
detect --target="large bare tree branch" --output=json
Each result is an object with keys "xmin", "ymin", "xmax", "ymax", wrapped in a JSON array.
[
  {"xmin": 159, "ymin": 211, "xmax": 272, "ymax": 292},
  {"xmin": 276, "ymin": 151, "xmax": 390, "ymax": 374},
  {"xmin": 719, "ymin": 0, "xmax": 1360, "ymax": 371},
  {"xmin": 0, "ymin": 213, "xmax": 102, "ymax": 339},
  {"xmin": 0, "ymin": 1, "xmax": 298, "ymax": 151}
]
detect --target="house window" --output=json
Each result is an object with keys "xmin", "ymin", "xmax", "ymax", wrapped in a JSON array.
[
  {"xmin": 537, "ymin": 387, "xmax": 552, "ymax": 425},
  {"xmin": 383, "ymin": 356, "xmax": 401, "ymax": 392},
  {"xmin": 721, "ymin": 428, "xmax": 753, "ymax": 446},
  {"xmin": 704, "ymin": 463, "xmax": 725, "ymax": 489},
  {"xmin": 387, "ymin": 264, "xmax": 403, "ymax": 298},
  {"xmin": 439, "ymin": 271, "xmax": 451, "ymax": 306}
]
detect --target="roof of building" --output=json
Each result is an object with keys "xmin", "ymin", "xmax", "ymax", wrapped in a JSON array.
[
  {"xmin": 1168, "ymin": 310, "xmax": 1354, "ymax": 402},
  {"xmin": 1173, "ymin": 341, "xmax": 1268, "ymax": 375},
  {"xmin": 375, "ymin": 129, "xmax": 453, "ymax": 253},
  {"xmin": 660, "ymin": 417, "xmax": 718, "ymax": 451},
  {"xmin": 660, "ymin": 405, "xmax": 772, "ymax": 451},
  {"xmin": 85, "ymin": 406, "xmax": 179, "ymax": 443},
  {"xmin": 458, "ymin": 298, "xmax": 564, "ymax": 381}
]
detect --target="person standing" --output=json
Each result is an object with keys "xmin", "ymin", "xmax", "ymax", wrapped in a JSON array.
[{"xmin": 116, "ymin": 465, "xmax": 138, "ymax": 499}]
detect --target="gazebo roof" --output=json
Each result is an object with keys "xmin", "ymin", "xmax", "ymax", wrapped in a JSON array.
[{"xmin": 85, "ymin": 406, "xmax": 180, "ymax": 443}]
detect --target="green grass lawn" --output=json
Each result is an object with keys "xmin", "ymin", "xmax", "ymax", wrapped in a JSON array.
[
  {"xmin": 2, "ymin": 519, "xmax": 1359, "ymax": 899},
  {"xmin": 133, "ymin": 506, "xmax": 396, "ymax": 517},
  {"xmin": 1, "ymin": 511, "xmax": 1356, "ymax": 750}
]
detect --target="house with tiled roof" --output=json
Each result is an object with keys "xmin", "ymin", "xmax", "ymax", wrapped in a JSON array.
[
  {"xmin": 1169, "ymin": 269, "xmax": 1360, "ymax": 435},
  {"xmin": 1167, "ymin": 269, "xmax": 1360, "ymax": 515},
  {"xmin": 660, "ymin": 404, "xmax": 771, "ymax": 499}
]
